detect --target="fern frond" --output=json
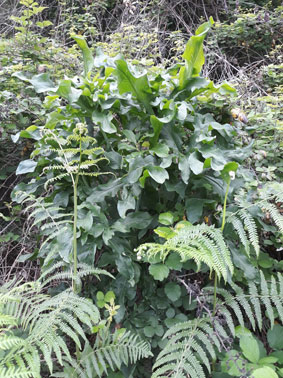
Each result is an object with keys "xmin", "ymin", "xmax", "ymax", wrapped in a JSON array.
[
  {"xmin": 63, "ymin": 329, "xmax": 152, "ymax": 378},
  {"xmin": 0, "ymin": 277, "xmax": 101, "ymax": 377},
  {"xmin": 0, "ymin": 367, "xmax": 36, "ymax": 378},
  {"xmin": 137, "ymin": 224, "xmax": 233, "ymax": 281},
  {"xmin": 152, "ymin": 318, "xmax": 212, "ymax": 378},
  {"xmin": 154, "ymin": 273, "xmax": 283, "ymax": 378},
  {"xmin": 227, "ymin": 214, "xmax": 250, "ymax": 255},
  {"xmin": 261, "ymin": 201, "xmax": 283, "ymax": 232}
]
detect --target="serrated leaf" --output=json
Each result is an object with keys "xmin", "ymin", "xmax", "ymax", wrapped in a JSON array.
[
  {"xmin": 149, "ymin": 264, "xmax": 169, "ymax": 281},
  {"xmin": 164, "ymin": 282, "xmax": 181, "ymax": 301}
]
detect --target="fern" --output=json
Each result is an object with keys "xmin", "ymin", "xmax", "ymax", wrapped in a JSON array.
[
  {"xmin": 55, "ymin": 328, "xmax": 153, "ymax": 378},
  {"xmin": 40, "ymin": 124, "xmax": 109, "ymax": 190},
  {"xmin": 0, "ymin": 273, "xmax": 151, "ymax": 378},
  {"xmin": 227, "ymin": 182, "xmax": 283, "ymax": 257},
  {"xmin": 152, "ymin": 272, "xmax": 283, "ymax": 378},
  {"xmin": 136, "ymin": 223, "xmax": 234, "ymax": 281},
  {"xmin": 0, "ymin": 278, "xmax": 100, "ymax": 377}
]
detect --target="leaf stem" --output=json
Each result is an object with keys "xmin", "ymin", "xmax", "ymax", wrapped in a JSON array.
[
  {"xmin": 213, "ymin": 177, "xmax": 231, "ymax": 314},
  {"xmin": 72, "ymin": 135, "xmax": 82, "ymax": 294}
]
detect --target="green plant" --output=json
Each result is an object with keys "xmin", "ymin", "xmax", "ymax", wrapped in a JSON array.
[
  {"xmin": 0, "ymin": 273, "xmax": 100, "ymax": 377},
  {"xmin": 0, "ymin": 268, "xmax": 151, "ymax": 378},
  {"xmin": 219, "ymin": 327, "xmax": 283, "ymax": 377},
  {"xmin": 58, "ymin": 328, "xmax": 152, "ymax": 378},
  {"xmin": 9, "ymin": 16, "xmax": 283, "ymax": 376},
  {"xmin": 151, "ymin": 272, "xmax": 283, "ymax": 378},
  {"xmin": 14, "ymin": 123, "xmax": 110, "ymax": 291},
  {"xmin": 136, "ymin": 221, "xmax": 234, "ymax": 282}
]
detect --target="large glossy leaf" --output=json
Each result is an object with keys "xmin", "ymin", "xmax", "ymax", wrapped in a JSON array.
[
  {"xmin": 252, "ymin": 367, "xmax": 278, "ymax": 378},
  {"xmin": 164, "ymin": 282, "xmax": 181, "ymax": 301},
  {"xmin": 57, "ymin": 79, "xmax": 82, "ymax": 103},
  {"xmin": 188, "ymin": 151, "xmax": 204, "ymax": 175},
  {"xmin": 240, "ymin": 335, "xmax": 260, "ymax": 363},
  {"xmin": 115, "ymin": 59, "xmax": 153, "ymax": 114},
  {"xmin": 16, "ymin": 159, "xmax": 37, "ymax": 175},
  {"xmin": 147, "ymin": 166, "xmax": 169, "ymax": 184},
  {"xmin": 92, "ymin": 110, "xmax": 117, "ymax": 133},
  {"xmin": 30, "ymin": 73, "xmax": 57, "ymax": 93},
  {"xmin": 267, "ymin": 325, "xmax": 283, "ymax": 350},
  {"xmin": 149, "ymin": 264, "xmax": 170, "ymax": 281},
  {"xmin": 150, "ymin": 116, "xmax": 164, "ymax": 147},
  {"xmin": 72, "ymin": 35, "xmax": 94, "ymax": 76},
  {"xmin": 179, "ymin": 17, "xmax": 214, "ymax": 90},
  {"xmin": 13, "ymin": 72, "xmax": 57, "ymax": 93}
]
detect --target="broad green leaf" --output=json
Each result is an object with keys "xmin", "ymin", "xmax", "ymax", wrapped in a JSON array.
[
  {"xmin": 104, "ymin": 291, "xmax": 115, "ymax": 302},
  {"xmin": 188, "ymin": 151, "xmax": 204, "ymax": 175},
  {"xmin": 149, "ymin": 264, "xmax": 169, "ymax": 281},
  {"xmin": 165, "ymin": 254, "xmax": 183, "ymax": 271},
  {"xmin": 117, "ymin": 195, "xmax": 136, "ymax": 218},
  {"xmin": 151, "ymin": 143, "xmax": 169, "ymax": 157},
  {"xmin": 113, "ymin": 211, "xmax": 152, "ymax": 232},
  {"xmin": 270, "ymin": 351, "xmax": 283, "ymax": 364},
  {"xmin": 144, "ymin": 326, "xmax": 155, "ymax": 337},
  {"xmin": 147, "ymin": 166, "xmax": 169, "ymax": 184},
  {"xmin": 185, "ymin": 198, "xmax": 205, "ymax": 224},
  {"xmin": 258, "ymin": 357, "xmax": 278, "ymax": 364},
  {"xmin": 72, "ymin": 35, "xmax": 94, "ymax": 76},
  {"xmin": 77, "ymin": 211, "xmax": 93, "ymax": 231},
  {"xmin": 57, "ymin": 79, "xmax": 82, "ymax": 103},
  {"xmin": 267, "ymin": 325, "xmax": 283, "ymax": 350},
  {"xmin": 96, "ymin": 291, "xmax": 104, "ymax": 301},
  {"xmin": 92, "ymin": 110, "xmax": 117, "ymax": 134},
  {"xmin": 221, "ymin": 350, "xmax": 247, "ymax": 376},
  {"xmin": 30, "ymin": 73, "xmax": 57, "ymax": 93},
  {"xmin": 177, "ymin": 102, "xmax": 188, "ymax": 121},
  {"xmin": 88, "ymin": 179, "xmax": 123, "ymax": 203},
  {"xmin": 154, "ymin": 227, "xmax": 176, "ymax": 240},
  {"xmin": 57, "ymin": 226, "xmax": 73, "ymax": 262},
  {"xmin": 150, "ymin": 116, "xmax": 163, "ymax": 146},
  {"xmin": 178, "ymin": 155, "xmax": 191, "ymax": 184},
  {"xmin": 235, "ymin": 326, "xmax": 252, "ymax": 337},
  {"xmin": 164, "ymin": 282, "xmax": 181, "ymax": 301},
  {"xmin": 16, "ymin": 159, "xmax": 37, "ymax": 175},
  {"xmin": 115, "ymin": 59, "xmax": 153, "ymax": 114},
  {"xmin": 12, "ymin": 72, "xmax": 57, "ymax": 93},
  {"xmin": 179, "ymin": 17, "xmax": 214, "ymax": 90},
  {"xmin": 158, "ymin": 212, "xmax": 174, "ymax": 225},
  {"xmin": 240, "ymin": 335, "xmax": 260, "ymax": 363},
  {"xmin": 252, "ymin": 367, "xmax": 278, "ymax": 378},
  {"xmin": 230, "ymin": 246, "xmax": 257, "ymax": 280}
]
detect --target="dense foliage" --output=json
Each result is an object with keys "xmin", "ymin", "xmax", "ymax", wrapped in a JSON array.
[{"xmin": 0, "ymin": 1, "xmax": 282, "ymax": 377}]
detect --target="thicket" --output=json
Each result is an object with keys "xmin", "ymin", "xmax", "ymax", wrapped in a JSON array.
[{"xmin": 0, "ymin": 0, "xmax": 282, "ymax": 377}]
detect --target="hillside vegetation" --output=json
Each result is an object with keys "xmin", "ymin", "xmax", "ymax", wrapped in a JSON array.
[{"xmin": 0, "ymin": 1, "xmax": 282, "ymax": 377}]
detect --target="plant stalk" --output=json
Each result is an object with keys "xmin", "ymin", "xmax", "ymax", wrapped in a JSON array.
[
  {"xmin": 213, "ymin": 177, "xmax": 231, "ymax": 314},
  {"xmin": 72, "ymin": 175, "xmax": 79, "ymax": 294},
  {"xmin": 72, "ymin": 135, "xmax": 82, "ymax": 294}
]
